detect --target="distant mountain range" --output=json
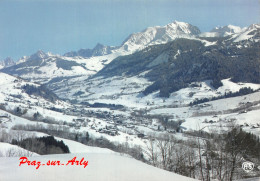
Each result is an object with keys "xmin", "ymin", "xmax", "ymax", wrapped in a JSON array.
[
  {"xmin": 0, "ymin": 21, "xmax": 259, "ymax": 98},
  {"xmin": 63, "ymin": 21, "xmax": 201, "ymax": 58},
  {"xmin": 64, "ymin": 43, "xmax": 116, "ymax": 58}
]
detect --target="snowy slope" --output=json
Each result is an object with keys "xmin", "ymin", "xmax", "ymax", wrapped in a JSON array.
[
  {"xmin": 233, "ymin": 24, "xmax": 260, "ymax": 42},
  {"xmin": 0, "ymin": 49, "xmax": 131, "ymax": 84},
  {"xmin": 0, "ymin": 153, "xmax": 197, "ymax": 181},
  {"xmin": 149, "ymin": 90, "xmax": 260, "ymax": 135},
  {"xmin": 55, "ymin": 57, "xmax": 260, "ymax": 108},
  {"xmin": 200, "ymin": 23, "xmax": 260, "ymax": 45},
  {"xmin": 203, "ymin": 23, "xmax": 260, "ymax": 43},
  {"xmin": 0, "ymin": 132, "xmax": 196, "ymax": 180},
  {"xmin": 0, "ymin": 142, "xmax": 38, "ymax": 157},
  {"xmin": 1, "ymin": 51, "xmax": 95, "ymax": 84},
  {"xmin": 0, "ymin": 72, "xmax": 76, "ymax": 141},
  {"xmin": 55, "ymin": 137, "xmax": 114, "ymax": 154},
  {"xmin": 0, "ymin": 72, "xmax": 36, "ymax": 104},
  {"xmin": 0, "ymin": 72, "xmax": 68, "ymax": 110},
  {"xmin": 0, "ymin": 126, "xmax": 196, "ymax": 181}
]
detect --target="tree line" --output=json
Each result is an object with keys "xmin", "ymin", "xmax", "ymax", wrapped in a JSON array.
[
  {"xmin": 190, "ymin": 87, "xmax": 257, "ymax": 106},
  {"xmin": 11, "ymin": 136, "xmax": 70, "ymax": 155},
  {"xmin": 143, "ymin": 125, "xmax": 260, "ymax": 180}
]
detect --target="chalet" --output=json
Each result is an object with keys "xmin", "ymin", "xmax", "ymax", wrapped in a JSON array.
[
  {"xmin": 167, "ymin": 130, "xmax": 176, "ymax": 134},
  {"xmin": 16, "ymin": 83, "xmax": 22, "ymax": 89},
  {"xmin": 126, "ymin": 124, "xmax": 135, "ymax": 129},
  {"xmin": 75, "ymin": 118, "xmax": 85, "ymax": 122},
  {"xmin": 116, "ymin": 120, "xmax": 123, "ymax": 124},
  {"xmin": 244, "ymin": 123, "xmax": 249, "ymax": 127},
  {"xmin": 239, "ymin": 110, "xmax": 247, "ymax": 114},
  {"xmin": 137, "ymin": 133, "xmax": 145, "ymax": 138},
  {"xmin": 0, "ymin": 113, "xmax": 8, "ymax": 118},
  {"xmin": 208, "ymin": 120, "xmax": 214, "ymax": 124},
  {"xmin": 109, "ymin": 131, "xmax": 117, "ymax": 136},
  {"xmin": 251, "ymin": 125, "xmax": 259, "ymax": 129}
]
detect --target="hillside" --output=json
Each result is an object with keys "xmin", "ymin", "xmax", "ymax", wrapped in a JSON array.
[
  {"xmin": 0, "ymin": 134, "xmax": 196, "ymax": 181},
  {"xmin": 0, "ymin": 152, "xmax": 197, "ymax": 181},
  {"xmin": 96, "ymin": 37, "xmax": 260, "ymax": 97}
]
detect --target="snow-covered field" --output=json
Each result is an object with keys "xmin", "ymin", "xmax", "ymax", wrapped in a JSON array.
[
  {"xmin": 0, "ymin": 152, "xmax": 197, "ymax": 181},
  {"xmin": 56, "ymin": 73, "xmax": 260, "ymax": 110},
  {"xmin": 0, "ymin": 142, "xmax": 37, "ymax": 157},
  {"xmin": 0, "ymin": 137, "xmax": 196, "ymax": 181}
]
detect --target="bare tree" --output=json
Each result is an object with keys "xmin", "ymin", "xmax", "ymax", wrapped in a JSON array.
[
  {"xmin": 11, "ymin": 130, "xmax": 27, "ymax": 142},
  {"xmin": 144, "ymin": 137, "xmax": 159, "ymax": 167},
  {"xmin": 157, "ymin": 134, "xmax": 172, "ymax": 170},
  {"xmin": 0, "ymin": 128, "xmax": 11, "ymax": 142},
  {"xmin": 5, "ymin": 147, "xmax": 34, "ymax": 157}
]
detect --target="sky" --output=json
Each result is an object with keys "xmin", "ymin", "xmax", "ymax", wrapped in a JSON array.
[{"xmin": 0, "ymin": 0, "xmax": 259, "ymax": 60}]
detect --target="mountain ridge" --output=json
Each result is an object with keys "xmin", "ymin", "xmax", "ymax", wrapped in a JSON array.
[
  {"xmin": 3, "ymin": 21, "xmax": 256, "ymax": 63},
  {"xmin": 1, "ymin": 21, "xmax": 259, "ymax": 92}
]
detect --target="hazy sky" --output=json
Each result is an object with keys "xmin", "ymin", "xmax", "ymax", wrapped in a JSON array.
[{"xmin": 0, "ymin": 0, "xmax": 259, "ymax": 60}]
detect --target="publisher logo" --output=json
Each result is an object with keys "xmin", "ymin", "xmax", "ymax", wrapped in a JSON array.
[{"xmin": 242, "ymin": 161, "xmax": 254, "ymax": 172}]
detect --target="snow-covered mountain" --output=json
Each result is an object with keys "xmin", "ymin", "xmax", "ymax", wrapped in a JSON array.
[
  {"xmin": 63, "ymin": 21, "xmax": 202, "ymax": 58},
  {"xmin": 120, "ymin": 20, "xmax": 201, "ymax": 52},
  {"xmin": 0, "ymin": 21, "xmax": 201, "ymax": 83},
  {"xmin": 1, "ymin": 21, "xmax": 259, "ymax": 87},
  {"xmin": 0, "ymin": 57, "xmax": 15, "ymax": 69},
  {"xmin": 0, "ymin": 72, "xmax": 66, "ymax": 108},
  {"xmin": 1, "ymin": 50, "xmax": 97, "ymax": 83},
  {"xmin": 210, "ymin": 25, "xmax": 245, "ymax": 37},
  {"xmin": 200, "ymin": 23, "xmax": 260, "ymax": 43},
  {"xmin": 232, "ymin": 23, "xmax": 260, "ymax": 42},
  {"xmin": 64, "ymin": 43, "xmax": 117, "ymax": 58},
  {"xmin": 64, "ymin": 21, "xmax": 201, "ymax": 57}
]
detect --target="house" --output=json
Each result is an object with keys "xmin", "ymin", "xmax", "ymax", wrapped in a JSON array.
[
  {"xmin": 244, "ymin": 123, "xmax": 249, "ymax": 127},
  {"xmin": 239, "ymin": 110, "xmax": 247, "ymax": 114},
  {"xmin": 137, "ymin": 133, "xmax": 145, "ymax": 138},
  {"xmin": 116, "ymin": 120, "xmax": 123, "ymax": 124},
  {"xmin": 251, "ymin": 125, "xmax": 259, "ymax": 129},
  {"xmin": 126, "ymin": 124, "xmax": 135, "ymax": 129},
  {"xmin": 167, "ymin": 130, "xmax": 176, "ymax": 134},
  {"xmin": 208, "ymin": 120, "xmax": 214, "ymax": 123}
]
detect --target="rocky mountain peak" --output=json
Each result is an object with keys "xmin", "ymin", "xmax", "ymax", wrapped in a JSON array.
[
  {"xmin": 0, "ymin": 57, "xmax": 15, "ymax": 69},
  {"xmin": 120, "ymin": 21, "xmax": 201, "ymax": 51}
]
